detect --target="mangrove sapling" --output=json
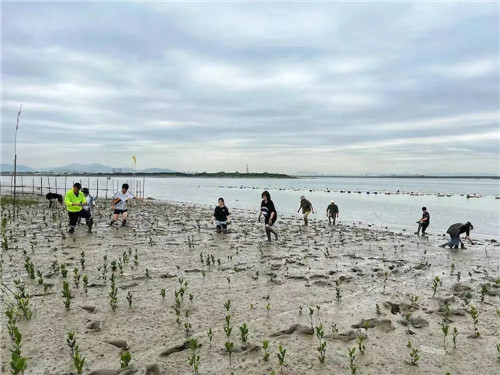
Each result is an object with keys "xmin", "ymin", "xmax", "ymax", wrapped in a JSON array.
[
  {"xmin": 456, "ymin": 271, "xmax": 461, "ymax": 283},
  {"xmin": 227, "ymin": 276, "xmax": 231, "ymax": 290},
  {"xmin": 357, "ymin": 330, "xmax": 367, "ymax": 355},
  {"xmin": 14, "ymin": 283, "xmax": 32, "ymax": 320},
  {"xmin": 36, "ymin": 270, "xmax": 43, "ymax": 285},
  {"xmin": 80, "ymin": 251, "xmax": 85, "ymax": 270},
  {"xmin": 331, "ymin": 323, "xmax": 339, "ymax": 333},
  {"xmin": 188, "ymin": 338, "xmax": 201, "ymax": 374},
  {"xmin": 73, "ymin": 350, "xmax": 85, "ymax": 374},
  {"xmin": 133, "ymin": 250, "xmax": 138, "ymax": 268},
  {"xmin": 184, "ymin": 322, "xmax": 192, "ymax": 337},
  {"xmin": 480, "ymin": 285, "xmax": 488, "ymax": 302},
  {"xmin": 262, "ymin": 341, "xmax": 270, "ymax": 361},
  {"xmin": 432, "ymin": 276, "xmax": 442, "ymax": 297},
  {"xmin": 335, "ymin": 279, "xmax": 342, "ymax": 301},
  {"xmin": 277, "ymin": 345, "xmax": 286, "ymax": 374},
  {"xmin": 145, "ymin": 268, "xmax": 150, "ymax": 278},
  {"xmin": 299, "ymin": 306, "xmax": 303, "ymax": 315},
  {"xmin": 441, "ymin": 323, "xmax": 449, "ymax": 352},
  {"xmin": 315, "ymin": 324, "xmax": 327, "ymax": 363},
  {"xmin": 82, "ymin": 275, "xmax": 88, "ymax": 295},
  {"xmin": 348, "ymin": 348, "xmax": 356, "ymax": 374},
  {"xmin": 463, "ymin": 292, "xmax": 472, "ymax": 307},
  {"xmin": 239, "ymin": 323, "xmax": 249, "ymax": 343},
  {"xmin": 452, "ymin": 327, "xmax": 458, "ymax": 348},
  {"xmin": 120, "ymin": 351, "xmax": 132, "ymax": 368},
  {"xmin": 266, "ymin": 303, "xmax": 271, "ymax": 313},
  {"xmin": 207, "ymin": 328, "xmax": 213, "ymax": 350},
  {"xmin": 161, "ymin": 288, "xmax": 166, "ymax": 300},
  {"xmin": 407, "ymin": 341, "xmax": 419, "ymax": 366},
  {"xmin": 469, "ymin": 306, "xmax": 480, "ymax": 337},
  {"xmin": 127, "ymin": 291, "xmax": 133, "ymax": 307},
  {"xmin": 62, "ymin": 281, "xmax": 72, "ymax": 310},
  {"xmin": 73, "ymin": 269, "xmax": 80, "ymax": 288},
  {"xmin": 224, "ymin": 300, "xmax": 231, "ymax": 313},
  {"xmin": 175, "ymin": 308, "xmax": 181, "ymax": 325},
  {"xmin": 67, "ymin": 331, "xmax": 78, "ymax": 356},
  {"xmin": 10, "ymin": 327, "xmax": 27, "ymax": 375},
  {"xmin": 409, "ymin": 295, "xmax": 419, "ymax": 308},
  {"xmin": 109, "ymin": 274, "xmax": 118, "ymax": 312},
  {"xmin": 309, "ymin": 307, "xmax": 314, "ymax": 327},
  {"xmin": 225, "ymin": 341, "xmax": 234, "ymax": 366},
  {"xmin": 111, "ymin": 260, "xmax": 117, "ymax": 272},
  {"xmin": 224, "ymin": 316, "xmax": 233, "ymax": 338},
  {"xmin": 383, "ymin": 271, "xmax": 388, "ymax": 293}
]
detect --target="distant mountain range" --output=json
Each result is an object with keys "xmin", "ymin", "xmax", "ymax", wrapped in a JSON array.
[{"xmin": 0, "ymin": 163, "xmax": 176, "ymax": 174}]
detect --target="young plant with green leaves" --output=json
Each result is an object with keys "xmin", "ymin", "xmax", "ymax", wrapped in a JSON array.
[
  {"xmin": 432, "ymin": 276, "xmax": 442, "ymax": 297},
  {"xmin": 10, "ymin": 327, "xmax": 27, "ymax": 375},
  {"xmin": 239, "ymin": 323, "xmax": 249, "ymax": 343},
  {"xmin": 62, "ymin": 281, "xmax": 72, "ymax": 310},
  {"xmin": 5, "ymin": 308, "xmax": 18, "ymax": 340},
  {"xmin": 441, "ymin": 323, "xmax": 449, "ymax": 351},
  {"xmin": 357, "ymin": 330, "xmax": 367, "ymax": 355},
  {"xmin": 469, "ymin": 306, "xmax": 480, "ymax": 337},
  {"xmin": 73, "ymin": 350, "xmax": 85, "ymax": 374},
  {"xmin": 207, "ymin": 328, "xmax": 213, "ymax": 350},
  {"xmin": 82, "ymin": 275, "xmax": 88, "ymax": 295},
  {"xmin": 407, "ymin": 341, "xmax": 419, "ymax": 366},
  {"xmin": 348, "ymin": 347, "xmax": 356, "ymax": 374},
  {"xmin": 109, "ymin": 274, "xmax": 118, "ymax": 312},
  {"xmin": 160, "ymin": 288, "xmax": 166, "ymax": 300},
  {"xmin": 127, "ymin": 291, "xmax": 133, "ymax": 307},
  {"xmin": 188, "ymin": 338, "xmax": 201, "ymax": 374},
  {"xmin": 73, "ymin": 268, "xmax": 80, "ymax": 288},
  {"xmin": 67, "ymin": 331, "xmax": 78, "ymax": 356},
  {"xmin": 262, "ymin": 340, "xmax": 270, "ymax": 361},
  {"xmin": 315, "ymin": 324, "xmax": 327, "ymax": 363},
  {"xmin": 452, "ymin": 327, "xmax": 458, "ymax": 348},
  {"xmin": 335, "ymin": 279, "xmax": 342, "ymax": 301},
  {"xmin": 120, "ymin": 351, "xmax": 132, "ymax": 368},
  {"xmin": 80, "ymin": 251, "xmax": 85, "ymax": 270},
  {"xmin": 277, "ymin": 345, "xmax": 286, "ymax": 374},
  {"xmin": 225, "ymin": 341, "xmax": 234, "ymax": 367}
]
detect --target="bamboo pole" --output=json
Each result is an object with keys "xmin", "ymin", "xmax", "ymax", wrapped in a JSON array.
[{"xmin": 40, "ymin": 177, "xmax": 43, "ymax": 195}]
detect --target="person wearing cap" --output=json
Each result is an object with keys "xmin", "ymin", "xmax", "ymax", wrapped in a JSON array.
[
  {"xmin": 212, "ymin": 197, "xmax": 231, "ymax": 233},
  {"xmin": 326, "ymin": 201, "xmax": 339, "ymax": 225},
  {"xmin": 297, "ymin": 195, "xmax": 314, "ymax": 225},
  {"xmin": 440, "ymin": 222, "xmax": 475, "ymax": 249},
  {"xmin": 64, "ymin": 182, "xmax": 93, "ymax": 233},
  {"xmin": 415, "ymin": 207, "xmax": 430, "ymax": 235}
]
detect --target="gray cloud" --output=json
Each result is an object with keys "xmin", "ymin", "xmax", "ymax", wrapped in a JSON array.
[{"xmin": 1, "ymin": 1, "xmax": 499, "ymax": 174}]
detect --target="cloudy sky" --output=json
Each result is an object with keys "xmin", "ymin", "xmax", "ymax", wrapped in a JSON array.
[{"xmin": 1, "ymin": 1, "xmax": 499, "ymax": 174}]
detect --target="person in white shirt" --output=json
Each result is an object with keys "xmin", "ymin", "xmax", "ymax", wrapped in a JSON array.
[
  {"xmin": 109, "ymin": 183, "xmax": 136, "ymax": 226},
  {"xmin": 77, "ymin": 187, "xmax": 95, "ymax": 228}
]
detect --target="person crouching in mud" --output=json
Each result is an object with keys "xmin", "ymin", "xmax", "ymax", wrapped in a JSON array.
[
  {"xmin": 65, "ymin": 183, "xmax": 93, "ymax": 233},
  {"xmin": 258, "ymin": 190, "xmax": 278, "ymax": 241},
  {"xmin": 297, "ymin": 195, "xmax": 314, "ymax": 226},
  {"xmin": 212, "ymin": 197, "xmax": 231, "ymax": 233},
  {"xmin": 110, "ymin": 183, "xmax": 136, "ymax": 227},
  {"xmin": 440, "ymin": 221, "xmax": 475, "ymax": 249}
]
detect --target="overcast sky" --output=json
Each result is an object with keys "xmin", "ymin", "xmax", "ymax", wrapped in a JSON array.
[{"xmin": 1, "ymin": 1, "xmax": 499, "ymax": 174}]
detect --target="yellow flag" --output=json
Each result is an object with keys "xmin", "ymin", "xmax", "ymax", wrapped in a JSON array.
[{"xmin": 132, "ymin": 155, "xmax": 137, "ymax": 164}]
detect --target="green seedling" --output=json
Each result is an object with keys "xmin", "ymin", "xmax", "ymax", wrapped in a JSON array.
[
  {"xmin": 452, "ymin": 327, "xmax": 458, "ymax": 348},
  {"xmin": 73, "ymin": 350, "xmax": 85, "ymax": 374},
  {"xmin": 133, "ymin": 250, "xmax": 138, "ymax": 267},
  {"xmin": 432, "ymin": 276, "xmax": 442, "ymax": 297},
  {"xmin": 14, "ymin": 283, "xmax": 32, "ymax": 320},
  {"xmin": 331, "ymin": 323, "xmax": 339, "ymax": 333},
  {"xmin": 189, "ymin": 293, "xmax": 194, "ymax": 303},
  {"xmin": 444, "ymin": 301, "xmax": 451, "ymax": 319},
  {"xmin": 10, "ymin": 327, "xmax": 27, "ymax": 375},
  {"xmin": 36, "ymin": 270, "xmax": 43, "ymax": 285},
  {"xmin": 82, "ymin": 275, "xmax": 88, "ymax": 295},
  {"xmin": 441, "ymin": 323, "xmax": 449, "ymax": 351},
  {"xmin": 469, "ymin": 306, "xmax": 480, "ymax": 337},
  {"xmin": 376, "ymin": 303, "xmax": 381, "ymax": 315},
  {"xmin": 224, "ymin": 300, "xmax": 231, "ymax": 312},
  {"xmin": 335, "ymin": 279, "xmax": 342, "ymax": 301},
  {"xmin": 357, "ymin": 331, "xmax": 367, "ymax": 355},
  {"xmin": 120, "ymin": 351, "xmax": 132, "ymax": 368},
  {"xmin": 188, "ymin": 338, "xmax": 201, "ymax": 374},
  {"xmin": 266, "ymin": 303, "xmax": 270, "ymax": 313},
  {"xmin": 227, "ymin": 276, "xmax": 231, "ymax": 289},
  {"xmin": 160, "ymin": 288, "xmax": 166, "ymax": 300},
  {"xmin": 109, "ymin": 275, "xmax": 118, "ymax": 312},
  {"xmin": 175, "ymin": 308, "xmax": 181, "ymax": 325},
  {"xmin": 409, "ymin": 295, "xmax": 419, "ymax": 308},
  {"xmin": 315, "ymin": 323, "xmax": 327, "ymax": 363},
  {"xmin": 73, "ymin": 268, "xmax": 80, "ymax": 288},
  {"xmin": 127, "ymin": 291, "xmax": 133, "ymax": 307},
  {"xmin": 480, "ymin": 285, "xmax": 488, "ymax": 302},
  {"xmin": 5, "ymin": 308, "xmax": 18, "ymax": 341},
  {"xmin": 309, "ymin": 307, "xmax": 314, "ymax": 327},
  {"xmin": 207, "ymin": 328, "xmax": 213, "ymax": 350},
  {"xmin": 184, "ymin": 322, "xmax": 192, "ymax": 337},
  {"xmin": 67, "ymin": 331, "xmax": 78, "ymax": 356},
  {"xmin": 299, "ymin": 306, "xmax": 303, "ymax": 315},
  {"xmin": 111, "ymin": 260, "xmax": 117, "ymax": 272},
  {"xmin": 225, "ymin": 341, "xmax": 234, "ymax": 366},
  {"xmin": 262, "ymin": 340, "xmax": 270, "ymax": 361},
  {"xmin": 348, "ymin": 347, "xmax": 356, "ymax": 374},
  {"xmin": 277, "ymin": 345, "xmax": 286, "ymax": 374},
  {"xmin": 383, "ymin": 271, "xmax": 388, "ymax": 293},
  {"xmin": 239, "ymin": 323, "xmax": 249, "ymax": 342},
  {"xmin": 407, "ymin": 341, "xmax": 419, "ymax": 366},
  {"xmin": 224, "ymin": 316, "xmax": 233, "ymax": 338},
  {"xmin": 61, "ymin": 264, "xmax": 68, "ymax": 278},
  {"xmin": 80, "ymin": 251, "xmax": 85, "ymax": 270},
  {"xmin": 62, "ymin": 281, "xmax": 72, "ymax": 310}
]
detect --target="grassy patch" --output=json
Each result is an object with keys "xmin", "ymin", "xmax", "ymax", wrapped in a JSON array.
[{"xmin": 1, "ymin": 196, "xmax": 38, "ymax": 206}]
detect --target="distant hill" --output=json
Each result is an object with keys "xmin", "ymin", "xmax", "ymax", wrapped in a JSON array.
[
  {"xmin": 1, "ymin": 164, "xmax": 34, "ymax": 172},
  {"xmin": 1, "ymin": 163, "xmax": 176, "ymax": 174}
]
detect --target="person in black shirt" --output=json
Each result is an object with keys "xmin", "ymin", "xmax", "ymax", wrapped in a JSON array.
[
  {"xmin": 326, "ymin": 201, "xmax": 339, "ymax": 225},
  {"xmin": 439, "ymin": 222, "xmax": 474, "ymax": 249},
  {"xmin": 212, "ymin": 197, "xmax": 231, "ymax": 233},
  {"xmin": 297, "ymin": 195, "xmax": 314, "ymax": 225},
  {"xmin": 258, "ymin": 190, "xmax": 278, "ymax": 241},
  {"xmin": 415, "ymin": 207, "xmax": 430, "ymax": 235}
]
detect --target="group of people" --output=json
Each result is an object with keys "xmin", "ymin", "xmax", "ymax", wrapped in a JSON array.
[
  {"xmin": 61, "ymin": 182, "xmax": 136, "ymax": 233},
  {"xmin": 58, "ymin": 185, "xmax": 475, "ymax": 249}
]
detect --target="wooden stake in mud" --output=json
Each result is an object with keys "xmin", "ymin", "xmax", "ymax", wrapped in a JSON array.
[
  {"xmin": 40, "ymin": 177, "xmax": 43, "ymax": 195},
  {"xmin": 96, "ymin": 178, "xmax": 99, "ymax": 198}
]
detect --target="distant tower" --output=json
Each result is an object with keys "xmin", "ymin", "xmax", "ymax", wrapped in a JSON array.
[{"xmin": 246, "ymin": 164, "xmax": 249, "ymax": 174}]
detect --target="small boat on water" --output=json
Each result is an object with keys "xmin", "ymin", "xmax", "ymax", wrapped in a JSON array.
[
  {"xmin": 437, "ymin": 193, "xmax": 445, "ymax": 197},
  {"xmin": 466, "ymin": 193, "xmax": 483, "ymax": 199}
]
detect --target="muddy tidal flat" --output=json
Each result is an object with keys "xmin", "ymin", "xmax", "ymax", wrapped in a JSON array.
[{"xmin": 1, "ymin": 197, "xmax": 499, "ymax": 375}]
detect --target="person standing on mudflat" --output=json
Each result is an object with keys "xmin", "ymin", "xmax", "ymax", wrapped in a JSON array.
[
  {"xmin": 65, "ymin": 182, "xmax": 93, "ymax": 233},
  {"xmin": 440, "ymin": 222, "xmax": 474, "ymax": 249},
  {"xmin": 110, "ymin": 183, "xmax": 136, "ymax": 227},
  {"xmin": 297, "ymin": 195, "xmax": 314, "ymax": 225},
  {"xmin": 415, "ymin": 206, "xmax": 430, "ymax": 235},
  {"xmin": 326, "ymin": 200, "xmax": 339, "ymax": 225},
  {"xmin": 213, "ymin": 197, "xmax": 231, "ymax": 233},
  {"xmin": 258, "ymin": 190, "xmax": 278, "ymax": 241}
]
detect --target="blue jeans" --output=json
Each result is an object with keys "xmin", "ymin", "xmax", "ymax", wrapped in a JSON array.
[{"xmin": 444, "ymin": 235, "xmax": 460, "ymax": 247}]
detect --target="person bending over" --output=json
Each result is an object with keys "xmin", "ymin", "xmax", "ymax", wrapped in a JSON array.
[
  {"xmin": 213, "ymin": 197, "xmax": 231, "ymax": 233},
  {"xmin": 259, "ymin": 190, "xmax": 278, "ymax": 241},
  {"xmin": 440, "ymin": 222, "xmax": 474, "ymax": 249}
]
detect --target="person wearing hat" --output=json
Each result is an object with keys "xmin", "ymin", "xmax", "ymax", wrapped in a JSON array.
[
  {"xmin": 415, "ymin": 207, "xmax": 430, "ymax": 235},
  {"xmin": 326, "ymin": 200, "xmax": 339, "ymax": 225},
  {"xmin": 440, "ymin": 222, "xmax": 475, "ymax": 249},
  {"xmin": 297, "ymin": 195, "xmax": 314, "ymax": 226},
  {"xmin": 64, "ymin": 182, "xmax": 93, "ymax": 233},
  {"xmin": 212, "ymin": 197, "xmax": 231, "ymax": 233}
]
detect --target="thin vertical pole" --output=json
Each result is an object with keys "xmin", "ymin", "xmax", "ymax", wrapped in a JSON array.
[
  {"xmin": 105, "ymin": 178, "xmax": 108, "ymax": 199},
  {"xmin": 64, "ymin": 176, "xmax": 67, "ymax": 193},
  {"xmin": 143, "ymin": 176, "xmax": 145, "ymax": 198},
  {"xmin": 96, "ymin": 178, "xmax": 99, "ymax": 198},
  {"xmin": 87, "ymin": 177, "xmax": 90, "ymax": 191},
  {"xmin": 32, "ymin": 178, "xmax": 34, "ymax": 195},
  {"xmin": 21, "ymin": 176, "xmax": 24, "ymax": 194},
  {"xmin": 40, "ymin": 177, "xmax": 43, "ymax": 196},
  {"xmin": 55, "ymin": 176, "xmax": 58, "ymax": 194},
  {"xmin": 47, "ymin": 177, "xmax": 51, "ymax": 192}
]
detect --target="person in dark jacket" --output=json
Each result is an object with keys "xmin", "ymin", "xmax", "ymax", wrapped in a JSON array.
[
  {"xmin": 440, "ymin": 222, "xmax": 474, "ymax": 249},
  {"xmin": 326, "ymin": 200, "xmax": 339, "ymax": 225},
  {"xmin": 258, "ymin": 190, "xmax": 278, "ymax": 241},
  {"xmin": 297, "ymin": 195, "xmax": 314, "ymax": 225},
  {"xmin": 46, "ymin": 192, "xmax": 62, "ymax": 208},
  {"xmin": 415, "ymin": 207, "xmax": 430, "ymax": 235},
  {"xmin": 212, "ymin": 197, "xmax": 231, "ymax": 233}
]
